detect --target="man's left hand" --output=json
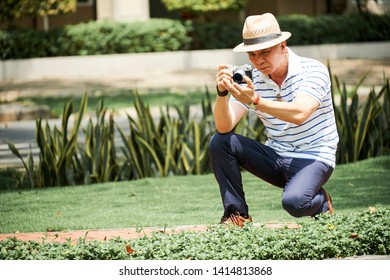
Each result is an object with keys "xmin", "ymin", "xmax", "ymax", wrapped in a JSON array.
[{"xmin": 221, "ymin": 76, "xmax": 258, "ymax": 105}]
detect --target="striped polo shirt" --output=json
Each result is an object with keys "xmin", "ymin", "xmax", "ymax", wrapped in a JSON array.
[{"xmin": 231, "ymin": 48, "xmax": 339, "ymax": 167}]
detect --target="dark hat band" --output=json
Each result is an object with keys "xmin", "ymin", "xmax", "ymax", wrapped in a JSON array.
[{"xmin": 243, "ymin": 33, "xmax": 281, "ymax": 46}]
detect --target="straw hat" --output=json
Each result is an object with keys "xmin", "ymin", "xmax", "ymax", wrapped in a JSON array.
[{"xmin": 233, "ymin": 13, "xmax": 291, "ymax": 52}]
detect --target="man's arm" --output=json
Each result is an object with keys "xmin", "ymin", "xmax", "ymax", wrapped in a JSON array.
[
  {"xmin": 224, "ymin": 76, "xmax": 320, "ymax": 126},
  {"xmin": 255, "ymin": 92, "xmax": 319, "ymax": 125},
  {"xmin": 214, "ymin": 96, "xmax": 247, "ymax": 133},
  {"xmin": 214, "ymin": 65, "xmax": 248, "ymax": 133}
]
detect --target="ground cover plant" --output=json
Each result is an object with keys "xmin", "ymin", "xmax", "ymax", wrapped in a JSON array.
[{"xmin": 0, "ymin": 206, "xmax": 389, "ymax": 260}]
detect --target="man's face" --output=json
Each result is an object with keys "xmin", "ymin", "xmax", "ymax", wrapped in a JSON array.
[{"xmin": 247, "ymin": 43, "xmax": 285, "ymax": 75}]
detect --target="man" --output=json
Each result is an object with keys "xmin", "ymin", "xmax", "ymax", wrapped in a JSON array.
[{"xmin": 209, "ymin": 13, "xmax": 339, "ymax": 227}]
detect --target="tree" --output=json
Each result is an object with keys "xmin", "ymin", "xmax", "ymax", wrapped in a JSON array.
[
  {"xmin": 161, "ymin": 0, "xmax": 248, "ymax": 13},
  {"xmin": 0, "ymin": 0, "xmax": 77, "ymax": 30}
]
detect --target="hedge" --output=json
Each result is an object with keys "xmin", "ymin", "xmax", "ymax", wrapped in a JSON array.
[
  {"xmin": 277, "ymin": 13, "xmax": 390, "ymax": 45},
  {"xmin": 0, "ymin": 13, "xmax": 389, "ymax": 59},
  {"xmin": 0, "ymin": 18, "xmax": 192, "ymax": 59}
]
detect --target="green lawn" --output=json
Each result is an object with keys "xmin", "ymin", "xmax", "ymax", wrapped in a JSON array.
[{"xmin": 0, "ymin": 156, "xmax": 389, "ymax": 234}]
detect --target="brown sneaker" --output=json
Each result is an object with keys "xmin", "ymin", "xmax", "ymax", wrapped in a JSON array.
[
  {"xmin": 321, "ymin": 188, "xmax": 334, "ymax": 215},
  {"xmin": 220, "ymin": 212, "xmax": 252, "ymax": 227}
]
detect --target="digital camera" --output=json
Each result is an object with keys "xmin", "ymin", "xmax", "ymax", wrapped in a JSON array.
[{"xmin": 228, "ymin": 64, "xmax": 253, "ymax": 84}]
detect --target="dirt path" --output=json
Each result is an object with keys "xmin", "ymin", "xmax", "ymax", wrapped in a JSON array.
[{"xmin": 0, "ymin": 223, "xmax": 300, "ymax": 243}]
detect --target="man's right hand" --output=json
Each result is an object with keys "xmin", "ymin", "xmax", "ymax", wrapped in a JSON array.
[{"xmin": 216, "ymin": 64, "xmax": 233, "ymax": 94}]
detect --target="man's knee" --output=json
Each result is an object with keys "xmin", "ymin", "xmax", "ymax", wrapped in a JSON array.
[
  {"xmin": 282, "ymin": 193, "xmax": 307, "ymax": 218},
  {"xmin": 208, "ymin": 132, "xmax": 232, "ymax": 155}
]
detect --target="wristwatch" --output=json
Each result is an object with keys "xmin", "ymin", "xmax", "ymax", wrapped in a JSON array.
[{"xmin": 249, "ymin": 94, "xmax": 260, "ymax": 110}]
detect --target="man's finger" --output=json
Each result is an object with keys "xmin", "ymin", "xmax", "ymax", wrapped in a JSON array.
[{"xmin": 243, "ymin": 76, "xmax": 254, "ymax": 89}]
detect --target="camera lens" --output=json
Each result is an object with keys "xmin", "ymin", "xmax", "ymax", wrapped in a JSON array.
[{"xmin": 233, "ymin": 70, "xmax": 245, "ymax": 83}]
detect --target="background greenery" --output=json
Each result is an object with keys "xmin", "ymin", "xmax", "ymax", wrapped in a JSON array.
[{"xmin": 1, "ymin": 13, "xmax": 390, "ymax": 59}]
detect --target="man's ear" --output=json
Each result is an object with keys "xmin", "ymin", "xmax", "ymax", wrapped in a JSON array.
[{"xmin": 280, "ymin": 41, "xmax": 288, "ymax": 54}]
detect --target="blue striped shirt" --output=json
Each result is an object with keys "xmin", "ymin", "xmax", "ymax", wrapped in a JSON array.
[{"xmin": 231, "ymin": 48, "xmax": 339, "ymax": 167}]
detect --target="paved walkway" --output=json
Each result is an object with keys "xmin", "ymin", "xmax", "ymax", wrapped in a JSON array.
[
  {"xmin": 1, "ymin": 58, "xmax": 389, "ymax": 101},
  {"xmin": 0, "ymin": 223, "xmax": 300, "ymax": 243}
]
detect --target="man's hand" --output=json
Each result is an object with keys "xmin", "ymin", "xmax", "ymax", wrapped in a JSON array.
[
  {"xmin": 214, "ymin": 64, "xmax": 249, "ymax": 133},
  {"xmin": 216, "ymin": 64, "xmax": 233, "ymax": 94},
  {"xmin": 222, "ymin": 75, "xmax": 258, "ymax": 105}
]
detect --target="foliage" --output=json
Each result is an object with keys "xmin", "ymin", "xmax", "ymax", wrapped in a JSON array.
[
  {"xmin": 7, "ymin": 90, "xmax": 216, "ymax": 187},
  {"xmin": 0, "ymin": 207, "xmax": 389, "ymax": 260},
  {"xmin": 0, "ymin": 168, "xmax": 23, "ymax": 191},
  {"xmin": 190, "ymin": 21, "xmax": 243, "ymax": 50},
  {"xmin": 64, "ymin": 19, "xmax": 192, "ymax": 56},
  {"xmin": 161, "ymin": 0, "xmax": 248, "ymax": 13},
  {"xmin": 117, "ymin": 91, "xmax": 214, "ymax": 180},
  {"xmin": 19, "ymin": 0, "xmax": 76, "ymax": 17},
  {"xmin": 0, "ymin": 0, "xmax": 76, "ymax": 25},
  {"xmin": 277, "ymin": 13, "xmax": 390, "ymax": 46},
  {"xmin": 331, "ymin": 72, "xmax": 390, "ymax": 163},
  {"xmin": 8, "ymin": 93, "xmax": 88, "ymax": 187},
  {"xmin": 77, "ymin": 99, "xmax": 119, "ymax": 184},
  {"xmin": 0, "ymin": 19, "xmax": 192, "ymax": 59}
]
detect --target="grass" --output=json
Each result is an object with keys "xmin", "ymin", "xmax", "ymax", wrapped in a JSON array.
[
  {"xmin": 15, "ymin": 90, "xmax": 206, "ymax": 117},
  {"xmin": 0, "ymin": 156, "xmax": 389, "ymax": 234}
]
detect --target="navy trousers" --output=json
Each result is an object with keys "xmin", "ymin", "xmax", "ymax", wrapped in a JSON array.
[{"xmin": 208, "ymin": 132, "xmax": 334, "ymax": 218}]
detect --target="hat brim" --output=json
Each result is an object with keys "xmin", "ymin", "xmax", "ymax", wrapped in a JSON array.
[{"xmin": 233, "ymin": 32, "xmax": 291, "ymax": 52}]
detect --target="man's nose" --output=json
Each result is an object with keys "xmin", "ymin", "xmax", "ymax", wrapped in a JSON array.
[{"xmin": 255, "ymin": 55, "xmax": 265, "ymax": 64}]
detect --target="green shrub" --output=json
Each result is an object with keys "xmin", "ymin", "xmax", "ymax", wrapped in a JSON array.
[
  {"xmin": 7, "ymin": 90, "xmax": 216, "ymax": 187},
  {"xmin": 117, "ymin": 91, "xmax": 214, "ymax": 180},
  {"xmin": 0, "ymin": 207, "xmax": 388, "ymax": 260},
  {"xmin": 278, "ymin": 13, "xmax": 390, "ymax": 46},
  {"xmin": 331, "ymin": 72, "xmax": 390, "ymax": 163},
  {"xmin": 161, "ymin": 0, "xmax": 248, "ymax": 13},
  {"xmin": 190, "ymin": 21, "xmax": 243, "ymax": 50},
  {"xmin": 64, "ymin": 19, "xmax": 191, "ymax": 56},
  {"xmin": 0, "ymin": 28, "xmax": 69, "ymax": 59},
  {"xmin": 0, "ymin": 19, "xmax": 192, "ymax": 59},
  {"xmin": 0, "ymin": 168, "xmax": 23, "ymax": 191}
]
